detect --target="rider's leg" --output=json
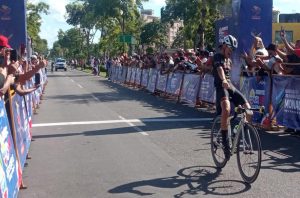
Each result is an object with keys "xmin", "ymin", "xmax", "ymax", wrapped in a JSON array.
[
  {"xmin": 221, "ymin": 98, "xmax": 231, "ymax": 159},
  {"xmin": 243, "ymin": 102, "xmax": 252, "ymax": 123}
]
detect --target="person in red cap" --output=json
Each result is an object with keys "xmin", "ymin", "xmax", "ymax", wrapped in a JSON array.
[
  {"xmin": 0, "ymin": 35, "xmax": 15, "ymax": 94},
  {"xmin": 0, "ymin": 35, "xmax": 11, "ymax": 49}
]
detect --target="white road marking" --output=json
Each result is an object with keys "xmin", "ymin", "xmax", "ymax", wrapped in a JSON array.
[
  {"xmin": 92, "ymin": 95, "xmax": 99, "ymax": 101},
  {"xmin": 32, "ymin": 118, "xmax": 213, "ymax": 128},
  {"xmin": 118, "ymin": 116, "xmax": 149, "ymax": 136},
  {"xmin": 70, "ymin": 79, "xmax": 75, "ymax": 83},
  {"xmin": 77, "ymin": 84, "xmax": 83, "ymax": 88}
]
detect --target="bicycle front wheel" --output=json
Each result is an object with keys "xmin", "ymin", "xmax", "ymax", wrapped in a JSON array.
[
  {"xmin": 211, "ymin": 116, "xmax": 228, "ymax": 168},
  {"xmin": 236, "ymin": 123, "xmax": 262, "ymax": 183}
]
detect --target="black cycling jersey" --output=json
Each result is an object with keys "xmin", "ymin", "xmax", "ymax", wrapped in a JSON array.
[{"xmin": 212, "ymin": 53, "xmax": 232, "ymax": 87}]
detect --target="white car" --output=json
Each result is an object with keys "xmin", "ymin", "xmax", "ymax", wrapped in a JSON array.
[{"xmin": 55, "ymin": 58, "xmax": 67, "ymax": 71}]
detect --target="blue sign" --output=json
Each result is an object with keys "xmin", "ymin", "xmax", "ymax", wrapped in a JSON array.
[
  {"xmin": 11, "ymin": 95, "xmax": 31, "ymax": 169},
  {"xmin": 0, "ymin": 100, "xmax": 19, "ymax": 198},
  {"xmin": 199, "ymin": 74, "xmax": 216, "ymax": 104},
  {"xmin": 135, "ymin": 68, "xmax": 142, "ymax": 86},
  {"xmin": 126, "ymin": 67, "xmax": 132, "ymax": 83},
  {"xmin": 147, "ymin": 69, "xmax": 158, "ymax": 93},
  {"xmin": 0, "ymin": 0, "xmax": 27, "ymax": 49},
  {"xmin": 166, "ymin": 73, "xmax": 183, "ymax": 95},
  {"xmin": 240, "ymin": 76, "xmax": 270, "ymax": 124},
  {"xmin": 180, "ymin": 74, "xmax": 201, "ymax": 105},
  {"xmin": 141, "ymin": 69, "xmax": 149, "ymax": 87},
  {"xmin": 156, "ymin": 73, "xmax": 168, "ymax": 92},
  {"xmin": 272, "ymin": 76, "xmax": 300, "ymax": 130}
]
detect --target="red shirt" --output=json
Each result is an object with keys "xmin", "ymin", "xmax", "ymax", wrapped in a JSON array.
[{"xmin": 295, "ymin": 49, "xmax": 300, "ymax": 57}]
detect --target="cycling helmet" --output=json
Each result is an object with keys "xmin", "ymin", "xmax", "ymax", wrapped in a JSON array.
[{"xmin": 223, "ymin": 35, "xmax": 238, "ymax": 50}]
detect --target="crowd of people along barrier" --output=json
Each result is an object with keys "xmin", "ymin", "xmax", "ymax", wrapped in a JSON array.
[
  {"xmin": 0, "ymin": 35, "xmax": 48, "ymax": 197},
  {"xmin": 106, "ymin": 35, "xmax": 300, "ymax": 133}
]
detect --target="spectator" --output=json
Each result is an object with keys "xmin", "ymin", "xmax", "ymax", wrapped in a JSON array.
[
  {"xmin": 276, "ymin": 28, "xmax": 300, "ymax": 75},
  {"xmin": 256, "ymin": 43, "xmax": 285, "ymax": 75}
]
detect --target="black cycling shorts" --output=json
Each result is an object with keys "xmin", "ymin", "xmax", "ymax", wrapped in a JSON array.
[{"xmin": 216, "ymin": 84, "xmax": 248, "ymax": 115}]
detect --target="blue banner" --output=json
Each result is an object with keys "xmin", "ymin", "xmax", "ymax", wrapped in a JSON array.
[
  {"xmin": 0, "ymin": 0, "xmax": 27, "ymax": 49},
  {"xmin": 166, "ymin": 73, "xmax": 183, "ymax": 95},
  {"xmin": 141, "ymin": 69, "xmax": 149, "ymax": 87},
  {"xmin": 240, "ymin": 76, "xmax": 270, "ymax": 124},
  {"xmin": 11, "ymin": 94, "xmax": 31, "ymax": 169},
  {"xmin": 130, "ymin": 68, "xmax": 136, "ymax": 84},
  {"xmin": 199, "ymin": 74, "xmax": 216, "ymax": 104},
  {"xmin": 120, "ymin": 66, "xmax": 127, "ymax": 83},
  {"xmin": 156, "ymin": 73, "xmax": 168, "ymax": 92},
  {"xmin": 180, "ymin": 74, "xmax": 201, "ymax": 105},
  {"xmin": 116, "ymin": 66, "xmax": 122, "ymax": 83},
  {"xmin": 135, "ymin": 68, "xmax": 142, "ymax": 86},
  {"xmin": 25, "ymin": 81, "xmax": 33, "ymax": 129},
  {"xmin": 126, "ymin": 67, "xmax": 132, "ymax": 83},
  {"xmin": 147, "ymin": 69, "xmax": 158, "ymax": 93},
  {"xmin": 0, "ymin": 100, "xmax": 19, "ymax": 198},
  {"xmin": 272, "ymin": 76, "xmax": 300, "ymax": 130}
]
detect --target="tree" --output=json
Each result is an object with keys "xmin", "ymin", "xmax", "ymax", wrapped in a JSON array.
[
  {"xmin": 26, "ymin": 1, "xmax": 49, "ymax": 54},
  {"xmin": 161, "ymin": 0, "xmax": 230, "ymax": 50},
  {"xmin": 140, "ymin": 20, "xmax": 168, "ymax": 50}
]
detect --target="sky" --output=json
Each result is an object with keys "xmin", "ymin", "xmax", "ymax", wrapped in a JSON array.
[{"xmin": 32, "ymin": 0, "xmax": 300, "ymax": 48}]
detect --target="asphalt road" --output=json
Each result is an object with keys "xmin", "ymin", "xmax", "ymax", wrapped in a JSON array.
[{"xmin": 19, "ymin": 68, "xmax": 300, "ymax": 198}]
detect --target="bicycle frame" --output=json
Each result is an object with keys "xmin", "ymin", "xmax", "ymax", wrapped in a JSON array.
[{"xmin": 227, "ymin": 112, "xmax": 248, "ymax": 155}]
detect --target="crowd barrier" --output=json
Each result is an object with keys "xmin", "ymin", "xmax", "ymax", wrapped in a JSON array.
[
  {"xmin": 0, "ymin": 68, "xmax": 47, "ymax": 197},
  {"xmin": 109, "ymin": 65, "xmax": 300, "ymax": 131}
]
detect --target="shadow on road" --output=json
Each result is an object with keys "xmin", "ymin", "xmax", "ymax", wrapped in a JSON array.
[{"xmin": 108, "ymin": 166, "xmax": 251, "ymax": 197}]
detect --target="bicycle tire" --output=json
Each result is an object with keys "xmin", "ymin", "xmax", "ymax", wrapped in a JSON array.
[
  {"xmin": 211, "ymin": 116, "xmax": 228, "ymax": 168},
  {"xmin": 236, "ymin": 123, "xmax": 262, "ymax": 183}
]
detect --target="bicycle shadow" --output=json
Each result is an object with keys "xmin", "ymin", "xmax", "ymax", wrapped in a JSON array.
[
  {"xmin": 108, "ymin": 166, "xmax": 251, "ymax": 197},
  {"xmin": 259, "ymin": 130, "xmax": 300, "ymax": 173}
]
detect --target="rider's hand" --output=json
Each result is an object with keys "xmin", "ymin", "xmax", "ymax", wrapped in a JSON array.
[{"xmin": 222, "ymin": 79, "xmax": 229, "ymax": 89}]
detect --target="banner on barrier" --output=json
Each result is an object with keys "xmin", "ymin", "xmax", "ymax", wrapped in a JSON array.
[
  {"xmin": 141, "ymin": 69, "xmax": 149, "ymax": 87},
  {"xmin": 156, "ymin": 73, "xmax": 168, "ymax": 92},
  {"xmin": 181, "ymin": 74, "xmax": 201, "ymax": 105},
  {"xmin": 199, "ymin": 74, "xmax": 216, "ymax": 104},
  {"xmin": 272, "ymin": 76, "xmax": 300, "ymax": 129},
  {"xmin": 130, "ymin": 68, "xmax": 137, "ymax": 84},
  {"xmin": 166, "ymin": 73, "xmax": 183, "ymax": 95},
  {"xmin": 0, "ymin": 100, "xmax": 19, "ymax": 198},
  {"xmin": 135, "ymin": 68, "xmax": 142, "ymax": 86},
  {"xmin": 120, "ymin": 66, "xmax": 126, "ymax": 83},
  {"xmin": 126, "ymin": 67, "xmax": 132, "ymax": 83},
  {"xmin": 11, "ymin": 95, "xmax": 31, "ymax": 169},
  {"xmin": 24, "ymin": 81, "xmax": 33, "ymax": 128},
  {"xmin": 147, "ymin": 69, "xmax": 158, "ymax": 93},
  {"xmin": 116, "ymin": 66, "xmax": 122, "ymax": 83},
  {"xmin": 240, "ymin": 76, "xmax": 270, "ymax": 124}
]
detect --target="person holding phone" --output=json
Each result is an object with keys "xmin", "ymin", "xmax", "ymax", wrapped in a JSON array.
[{"xmin": 0, "ymin": 35, "xmax": 16, "ymax": 95}]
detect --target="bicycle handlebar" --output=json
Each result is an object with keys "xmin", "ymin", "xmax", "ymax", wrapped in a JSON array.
[{"xmin": 234, "ymin": 106, "xmax": 265, "ymax": 115}]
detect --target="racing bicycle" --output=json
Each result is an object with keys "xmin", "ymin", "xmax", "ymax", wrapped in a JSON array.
[{"xmin": 211, "ymin": 106, "xmax": 264, "ymax": 183}]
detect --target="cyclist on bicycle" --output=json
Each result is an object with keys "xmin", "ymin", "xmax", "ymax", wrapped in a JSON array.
[{"xmin": 212, "ymin": 35, "xmax": 251, "ymax": 160}]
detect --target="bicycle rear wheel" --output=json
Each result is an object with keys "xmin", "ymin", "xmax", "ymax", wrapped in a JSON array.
[
  {"xmin": 211, "ymin": 116, "xmax": 228, "ymax": 168},
  {"xmin": 236, "ymin": 123, "xmax": 262, "ymax": 183}
]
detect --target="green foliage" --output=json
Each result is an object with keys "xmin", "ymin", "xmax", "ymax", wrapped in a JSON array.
[
  {"xmin": 162, "ymin": 0, "xmax": 229, "ymax": 50},
  {"xmin": 26, "ymin": 1, "xmax": 49, "ymax": 54},
  {"xmin": 140, "ymin": 20, "xmax": 168, "ymax": 47}
]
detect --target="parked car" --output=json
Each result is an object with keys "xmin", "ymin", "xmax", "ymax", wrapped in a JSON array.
[{"xmin": 55, "ymin": 58, "xmax": 67, "ymax": 71}]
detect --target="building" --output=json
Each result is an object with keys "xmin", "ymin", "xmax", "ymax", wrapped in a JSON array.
[
  {"xmin": 272, "ymin": 11, "xmax": 300, "ymax": 48},
  {"xmin": 140, "ymin": 9, "xmax": 183, "ymax": 48},
  {"xmin": 140, "ymin": 9, "xmax": 159, "ymax": 23},
  {"xmin": 167, "ymin": 20, "xmax": 184, "ymax": 47}
]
